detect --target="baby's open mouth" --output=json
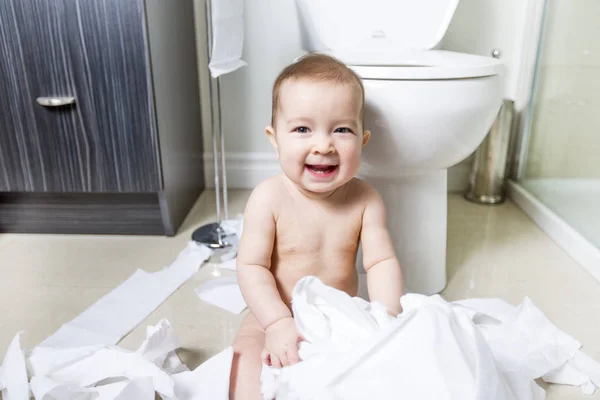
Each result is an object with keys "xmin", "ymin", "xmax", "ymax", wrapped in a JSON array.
[{"xmin": 305, "ymin": 164, "xmax": 338, "ymax": 175}]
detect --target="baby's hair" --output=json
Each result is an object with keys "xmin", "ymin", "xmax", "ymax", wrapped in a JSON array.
[{"xmin": 270, "ymin": 53, "xmax": 365, "ymax": 127}]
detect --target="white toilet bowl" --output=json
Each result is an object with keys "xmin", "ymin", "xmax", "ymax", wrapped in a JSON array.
[{"xmin": 295, "ymin": 0, "xmax": 506, "ymax": 295}]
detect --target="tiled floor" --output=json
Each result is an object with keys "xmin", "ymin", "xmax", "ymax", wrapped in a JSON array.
[{"xmin": 1, "ymin": 190, "xmax": 599, "ymax": 399}]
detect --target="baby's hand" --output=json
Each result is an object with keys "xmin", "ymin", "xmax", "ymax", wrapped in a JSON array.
[{"xmin": 262, "ymin": 316, "xmax": 303, "ymax": 368}]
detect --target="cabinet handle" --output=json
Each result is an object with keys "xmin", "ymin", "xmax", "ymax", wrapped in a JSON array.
[{"xmin": 36, "ymin": 96, "xmax": 76, "ymax": 107}]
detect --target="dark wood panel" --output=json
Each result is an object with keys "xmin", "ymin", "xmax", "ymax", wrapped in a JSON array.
[
  {"xmin": 0, "ymin": 192, "xmax": 165, "ymax": 235},
  {"xmin": 65, "ymin": 0, "xmax": 161, "ymax": 192},
  {"xmin": 145, "ymin": 0, "xmax": 206, "ymax": 236},
  {"xmin": 0, "ymin": 0, "xmax": 161, "ymax": 193}
]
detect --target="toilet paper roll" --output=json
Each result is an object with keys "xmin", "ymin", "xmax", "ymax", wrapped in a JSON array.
[{"xmin": 208, "ymin": 0, "xmax": 247, "ymax": 78}]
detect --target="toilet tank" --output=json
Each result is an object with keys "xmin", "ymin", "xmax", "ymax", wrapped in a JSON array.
[{"xmin": 295, "ymin": 0, "xmax": 460, "ymax": 53}]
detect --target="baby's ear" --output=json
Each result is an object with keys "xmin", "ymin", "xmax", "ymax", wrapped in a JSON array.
[
  {"xmin": 362, "ymin": 130, "xmax": 371, "ymax": 147},
  {"xmin": 266, "ymin": 126, "xmax": 279, "ymax": 158}
]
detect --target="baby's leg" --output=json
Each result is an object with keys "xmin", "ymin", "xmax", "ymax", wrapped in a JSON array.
[{"xmin": 230, "ymin": 313, "xmax": 265, "ymax": 400}]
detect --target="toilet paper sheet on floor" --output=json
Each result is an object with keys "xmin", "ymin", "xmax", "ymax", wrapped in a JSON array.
[
  {"xmin": 0, "ymin": 217, "xmax": 246, "ymax": 399},
  {"xmin": 195, "ymin": 276, "xmax": 247, "ymax": 314},
  {"xmin": 2, "ymin": 274, "xmax": 600, "ymax": 399},
  {"xmin": 1, "ymin": 319, "xmax": 233, "ymax": 400},
  {"xmin": 260, "ymin": 276, "xmax": 600, "ymax": 400},
  {"xmin": 0, "ymin": 239, "xmax": 215, "ymax": 400},
  {"xmin": 40, "ymin": 241, "xmax": 212, "ymax": 349}
]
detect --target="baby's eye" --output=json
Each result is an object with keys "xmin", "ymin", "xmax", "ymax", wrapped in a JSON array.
[
  {"xmin": 294, "ymin": 126, "xmax": 310, "ymax": 133},
  {"xmin": 335, "ymin": 127, "xmax": 352, "ymax": 133}
]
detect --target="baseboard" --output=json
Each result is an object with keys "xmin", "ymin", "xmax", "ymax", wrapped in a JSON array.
[
  {"xmin": 508, "ymin": 180, "xmax": 600, "ymax": 283},
  {"xmin": 203, "ymin": 152, "xmax": 281, "ymax": 189},
  {"xmin": 204, "ymin": 152, "xmax": 472, "ymax": 192}
]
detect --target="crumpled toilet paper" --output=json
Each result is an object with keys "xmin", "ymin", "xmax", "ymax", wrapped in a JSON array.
[
  {"xmin": 2, "ymin": 273, "xmax": 599, "ymax": 400},
  {"xmin": 0, "ymin": 332, "xmax": 29, "ymax": 400},
  {"xmin": 1, "ymin": 319, "xmax": 233, "ymax": 400},
  {"xmin": 0, "ymin": 219, "xmax": 246, "ymax": 400},
  {"xmin": 260, "ymin": 276, "xmax": 600, "ymax": 400}
]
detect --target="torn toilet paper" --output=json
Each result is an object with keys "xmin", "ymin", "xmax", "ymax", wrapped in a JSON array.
[
  {"xmin": 0, "ymin": 239, "xmax": 212, "ymax": 400},
  {"xmin": 195, "ymin": 276, "xmax": 247, "ymax": 314},
  {"xmin": 1, "ymin": 223, "xmax": 253, "ymax": 400},
  {"xmin": 260, "ymin": 276, "xmax": 600, "ymax": 400},
  {"xmin": 207, "ymin": 0, "xmax": 247, "ymax": 78},
  {"xmin": 2, "ymin": 256, "xmax": 600, "ymax": 400},
  {"xmin": 217, "ymin": 257, "xmax": 237, "ymax": 271},
  {"xmin": 219, "ymin": 214, "xmax": 243, "ymax": 239},
  {"xmin": 0, "ymin": 332, "xmax": 29, "ymax": 400},
  {"xmin": 40, "ymin": 241, "xmax": 212, "ymax": 349},
  {"xmin": 2, "ymin": 319, "xmax": 233, "ymax": 400}
]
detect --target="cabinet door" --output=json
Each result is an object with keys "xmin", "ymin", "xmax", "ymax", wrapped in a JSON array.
[{"xmin": 0, "ymin": 0, "xmax": 161, "ymax": 193}]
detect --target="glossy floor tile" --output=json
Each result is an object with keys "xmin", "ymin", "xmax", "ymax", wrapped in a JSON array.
[{"xmin": 1, "ymin": 191, "xmax": 599, "ymax": 399}]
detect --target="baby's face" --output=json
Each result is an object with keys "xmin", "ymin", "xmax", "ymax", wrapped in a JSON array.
[{"xmin": 267, "ymin": 79, "xmax": 370, "ymax": 197}]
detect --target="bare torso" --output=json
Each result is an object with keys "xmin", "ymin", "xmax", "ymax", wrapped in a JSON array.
[
  {"xmin": 269, "ymin": 175, "xmax": 367, "ymax": 306},
  {"xmin": 230, "ymin": 173, "xmax": 400, "ymax": 400}
]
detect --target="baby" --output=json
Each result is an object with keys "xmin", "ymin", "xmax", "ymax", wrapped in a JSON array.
[{"xmin": 230, "ymin": 53, "xmax": 404, "ymax": 400}]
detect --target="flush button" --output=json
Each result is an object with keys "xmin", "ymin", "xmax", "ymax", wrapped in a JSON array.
[{"xmin": 372, "ymin": 30, "xmax": 386, "ymax": 38}]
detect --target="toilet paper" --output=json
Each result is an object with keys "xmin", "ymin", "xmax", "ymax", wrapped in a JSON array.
[
  {"xmin": 207, "ymin": 0, "xmax": 247, "ymax": 78},
  {"xmin": 260, "ymin": 276, "xmax": 600, "ymax": 400}
]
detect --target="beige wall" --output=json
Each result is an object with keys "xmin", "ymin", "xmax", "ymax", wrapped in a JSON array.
[{"xmin": 525, "ymin": 0, "xmax": 600, "ymax": 179}]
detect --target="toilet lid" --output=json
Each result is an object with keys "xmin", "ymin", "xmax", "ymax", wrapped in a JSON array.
[
  {"xmin": 380, "ymin": 0, "xmax": 460, "ymax": 50},
  {"xmin": 303, "ymin": 0, "xmax": 460, "ymax": 53}
]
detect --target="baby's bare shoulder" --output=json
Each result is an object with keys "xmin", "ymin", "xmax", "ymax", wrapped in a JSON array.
[
  {"xmin": 346, "ymin": 178, "xmax": 381, "ymax": 204},
  {"xmin": 245, "ymin": 175, "xmax": 287, "ymax": 213},
  {"xmin": 251, "ymin": 174, "xmax": 283, "ymax": 195}
]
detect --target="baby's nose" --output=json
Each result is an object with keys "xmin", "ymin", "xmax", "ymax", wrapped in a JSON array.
[{"xmin": 312, "ymin": 133, "xmax": 335, "ymax": 154}]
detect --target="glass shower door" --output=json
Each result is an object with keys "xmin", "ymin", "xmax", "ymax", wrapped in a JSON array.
[{"xmin": 517, "ymin": 0, "xmax": 600, "ymax": 249}]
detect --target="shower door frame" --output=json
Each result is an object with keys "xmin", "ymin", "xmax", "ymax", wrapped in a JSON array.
[{"xmin": 507, "ymin": 0, "xmax": 600, "ymax": 282}]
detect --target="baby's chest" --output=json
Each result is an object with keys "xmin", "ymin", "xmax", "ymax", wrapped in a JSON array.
[{"xmin": 275, "ymin": 210, "xmax": 362, "ymax": 254}]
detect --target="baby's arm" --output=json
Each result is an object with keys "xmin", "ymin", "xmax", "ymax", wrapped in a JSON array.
[
  {"xmin": 360, "ymin": 187, "xmax": 404, "ymax": 316},
  {"xmin": 236, "ymin": 182, "xmax": 301, "ymax": 367}
]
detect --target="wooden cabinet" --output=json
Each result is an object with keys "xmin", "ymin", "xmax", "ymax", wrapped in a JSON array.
[{"xmin": 0, "ymin": 0, "xmax": 206, "ymax": 235}]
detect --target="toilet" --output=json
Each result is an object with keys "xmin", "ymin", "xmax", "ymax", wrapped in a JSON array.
[{"xmin": 295, "ymin": 0, "xmax": 506, "ymax": 295}]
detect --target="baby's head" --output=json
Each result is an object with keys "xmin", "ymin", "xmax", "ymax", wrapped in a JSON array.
[{"xmin": 267, "ymin": 53, "xmax": 371, "ymax": 197}]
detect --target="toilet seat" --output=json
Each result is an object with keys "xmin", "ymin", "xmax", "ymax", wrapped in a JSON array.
[
  {"xmin": 296, "ymin": 0, "xmax": 504, "ymax": 81},
  {"xmin": 323, "ymin": 49, "xmax": 505, "ymax": 80}
]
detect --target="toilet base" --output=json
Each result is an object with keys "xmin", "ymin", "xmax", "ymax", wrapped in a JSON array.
[{"xmin": 357, "ymin": 169, "xmax": 448, "ymax": 297}]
